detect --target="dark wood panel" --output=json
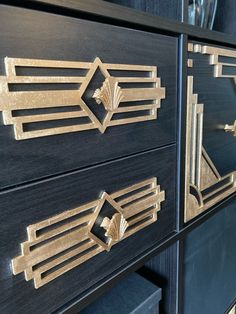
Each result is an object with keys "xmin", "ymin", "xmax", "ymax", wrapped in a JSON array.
[
  {"xmin": 138, "ymin": 243, "xmax": 178, "ymax": 314},
  {"xmin": 189, "ymin": 43, "xmax": 236, "ymax": 176},
  {"xmin": 0, "ymin": 145, "xmax": 176, "ymax": 314},
  {"xmin": 104, "ymin": 0, "xmax": 182, "ymax": 21},
  {"xmin": 183, "ymin": 198, "xmax": 236, "ymax": 314},
  {"xmin": 214, "ymin": 0, "xmax": 236, "ymax": 35},
  {"xmin": 4, "ymin": 0, "xmax": 236, "ymax": 46},
  {"xmin": 0, "ymin": 5, "xmax": 177, "ymax": 189}
]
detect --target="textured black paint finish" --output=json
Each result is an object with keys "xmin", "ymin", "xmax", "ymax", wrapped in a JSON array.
[
  {"xmin": 189, "ymin": 43, "xmax": 236, "ymax": 177},
  {"xmin": 0, "ymin": 5, "xmax": 177, "ymax": 189},
  {"xmin": 0, "ymin": 146, "xmax": 176, "ymax": 314},
  {"xmin": 183, "ymin": 198, "xmax": 236, "ymax": 314}
]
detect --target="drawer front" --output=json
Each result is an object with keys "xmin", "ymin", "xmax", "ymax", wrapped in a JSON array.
[
  {"xmin": 184, "ymin": 42, "xmax": 236, "ymax": 221},
  {"xmin": 0, "ymin": 5, "xmax": 177, "ymax": 189},
  {"xmin": 0, "ymin": 146, "xmax": 176, "ymax": 313}
]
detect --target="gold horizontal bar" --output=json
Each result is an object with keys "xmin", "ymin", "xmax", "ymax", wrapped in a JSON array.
[
  {"xmin": 118, "ymin": 187, "xmax": 157, "ymax": 206},
  {"xmin": 28, "ymin": 200, "xmax": 98, "ymax": 234},
  {"xmin": 104, "ymin": 63, "xmax": 156, "ymax": 71},
  {"xmin": 116, "ymin": 77, "xmax": 160, "ymax": 83},
  {"xmin": 12, "ymin": 110, "xmax": 87, "ymax": 124},
  {"xmin": 15, "ymin": 123, "xmax": 96, "ymax": 140},
  {"xmin": 114, "ymin": 104, "xmax": 160, "ymax": 113},
  {"xmin": 12, "ymin": 227, "xmax": 88, "ymax": 275},
  {"xmin": 28, "ymin": 214, "xmax": 93, "ymax": 245},
  {"xmin": 123, "ymin": 194, "xmax": 160, "ymax": 219},
  {"xmin": 108, "ymin": 114, "xmax": 155, "ymax": 127},
  {"xmin": 5, "ymin": 57, "xmax": 92, "ymax": 69},
  {"xmin": 36, "ymin": 246, "xmax": 103, "ymax": 288},
  {"xmin": 128, "ymin": 208, "xmax": 155, "ymax": 227},
  {"xmin": 112, "ymin": 178, "xmax": 155, "ymax": 199},
  {"xmin": 0, "ymin": 90, "xmax": 81, "ymax": 110},
  {"xmin": 122, "ymin": 87, "xmax": 165, "ymax": 102},
  {"xmin": 7, "ymin": 76, "xmax": 85, "ymax": 84},
  {"xmin": 202, "ymin": 180, "xmax": 234, "ymax": 201},
  {"xmin": 218, "ymin": 62, "xmax": 236, "ymax": 67},
  {"xmin": 124, "ymin": 218, "xmax": 155, "ymax": 238},
  {"xmin": 31, "ymin": 239, "xmax": 95, "ymax": 282},
  {"xmin": 202, "ymin": 46, "xmax": 236, "ymax": 58}
]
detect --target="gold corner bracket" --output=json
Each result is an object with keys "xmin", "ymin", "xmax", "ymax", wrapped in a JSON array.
[
  {"xmin": 0, "ymin": 57, "xmax": 165, "ymax": 140},
  {"xmin": 11, "ymin": 177, "xmax": 165, "ymax": 288},
  {"xmin": 184, "ymin": 75, "xmax": 236, "ymax": 222}
]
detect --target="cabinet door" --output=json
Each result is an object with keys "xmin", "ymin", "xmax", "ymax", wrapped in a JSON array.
[
  {"xmin": 184, "ymin": 42, "xmax": 236, "ymax": 221},
  {"xmin": 183, "ymin": 197, "xmax": 236, "ymax": 314}
]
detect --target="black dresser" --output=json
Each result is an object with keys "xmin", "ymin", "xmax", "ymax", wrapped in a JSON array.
[{"xmin": 0, "ymin": 1, "xmax": 235, "ymax": 313}]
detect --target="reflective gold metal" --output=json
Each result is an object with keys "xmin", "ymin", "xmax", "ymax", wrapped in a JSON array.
[
  {"xmin": 11, "ymin": 178, "xmax": 165, "ymax": 288},
  {"xmin": 228, "ymin": 305, "xmax": 236, "ymax": 314},
  {"xmin": 225, "ymin": 121, "xmax": 236, "ymax": 136},
  {"xmin": 192, "ymin": 44, "xmax": 236, "ymax": 82},
  {"xmin": 0, "ymin": 57, "xmax": 165, "ymax": 140},
  {"xmin": 184, "ymin": 76, "xmax": 236, "ymax": 222}
]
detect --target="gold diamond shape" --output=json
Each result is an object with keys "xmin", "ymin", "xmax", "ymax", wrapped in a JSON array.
[
  {"xmin": 79, "ymin": 58, "xmax": 118, "ymax": 133},
  {"xmin": 88, "ymin": 192, "xmax": 125, "ymax": 251}
]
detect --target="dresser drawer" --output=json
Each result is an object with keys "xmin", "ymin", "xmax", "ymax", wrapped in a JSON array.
[
  {"xmin": 0, "ymin": 5, "xmax": 177, "ymax": 189},
  {"xmin": 184, "ymin": 42, "xmax": 236, "ymax": 221},
  {"xmin": 0, "ymin": 145, "xmax": 176, "ymax": 313}
]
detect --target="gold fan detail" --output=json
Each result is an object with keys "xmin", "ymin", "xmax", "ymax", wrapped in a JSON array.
[
  {"xmin": 101, "ymin": 213, "xmax": 129, "ymax": 245},
  {"xmin": 93, "ymin": 77, "xmax": 123, "ymax": 111}
]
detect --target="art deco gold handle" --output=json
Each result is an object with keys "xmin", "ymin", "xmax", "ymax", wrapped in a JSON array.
[
  {"xmin": 224, "ymin": 121, "xmax": 236, "ymax": 136},
  {"xmin": 0, "ymin": 57, "xmax": 165, "ymax": 140},
  {"xmin": 11, "ymin": 178, "xmax": 165, "ymax": 288}
]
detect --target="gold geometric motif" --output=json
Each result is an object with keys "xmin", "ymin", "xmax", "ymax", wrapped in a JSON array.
[
  {"xmin": 11, "ymin": 178, "xmax": 165, "ymax": 288},
  {"xmin": 0, "ymin": 57, "xmax": 165, "ymax": 140},
  {"xmin": 192, "ymin": 44, "xmax": 236, "ymax": 82},
  {"xmin": 190, "ymin": 44, "xmax": 236, "ymax": 137},
  {"xmin": 184, "ymin": 75, "xmax": 236, "ymax": 222}
]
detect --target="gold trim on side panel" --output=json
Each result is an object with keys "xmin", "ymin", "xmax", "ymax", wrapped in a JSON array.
[
  {"xmin": 11, "ymin": 178, "xmax": 165, "ymax": 288},
  {"xmin": 192, "ymin": 44, "xmax": 236, "ymax": 81},
  {"xmin": 185, "ymin": 75, "xmax": 236, "ymax": 222},
  {"xmin": 0, "ymin": 57, "xmax": 165, "ymax": 140}
]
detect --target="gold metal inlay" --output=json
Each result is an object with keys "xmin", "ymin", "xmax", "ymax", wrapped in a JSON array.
[
  {"xmin": 0, "ymin": 57, "xmax": 165, "ymax": 140},
  {"xmin": 184, "ymin": 76, "xmax": 236, "ymax": 222},
  {"xmin": 225, "ymin": 121, "xmax": 236, "ymax": 136},
  {"xmin": 11, "ymin": 178, "xmax": 165, "ymax": 288},
  {"xmin": 192, "ymin": 44, "xmax": 236, "ymax": 82}
]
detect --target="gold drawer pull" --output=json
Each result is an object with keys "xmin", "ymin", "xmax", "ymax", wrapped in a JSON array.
[
  {"xmin": 11, "ymin": 178, "xmax": 165, "ymax": 288},
  {"xmin": 0, "ymin": 57, "xmax": 165, "ymax": 140},
  {"xmin": 224, "ymin": 121, "xmax": 236, "ymax": 136}
]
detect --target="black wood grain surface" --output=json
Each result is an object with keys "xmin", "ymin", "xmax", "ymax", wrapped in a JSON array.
[
  {"xmin": 183, "ymin": 197, "xmax": 236, "ymax": 314},
  {"xmin": 0, "ymin": 5, "xmax": 177, "ymax": 190},
  {"xmin": 105, "ymin": 0, "xmax": 182, "ymax": 21},
  {"xmin": 138, "ymin": 243, "xmax": 178, "ymax": 314},
  {"xmin": 0, "ymin": 145, "xmax": 176, "ymax": 314},
  {"xmin": 3, "ymin": 0, "xmax": 236, "ymax": 46}
]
